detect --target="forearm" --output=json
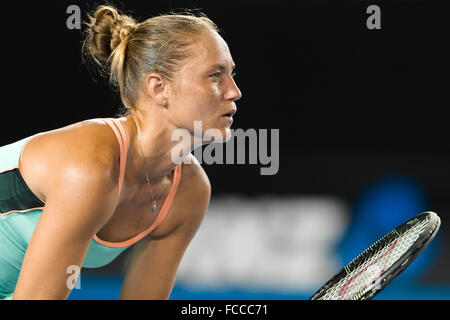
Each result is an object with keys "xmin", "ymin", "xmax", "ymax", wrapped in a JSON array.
[
  {"xmin": 119, "ymin": 263, "xmax": 178, "ymax": 300},
  {"xmin": 13, "ymin": 240, "xmax": 87, "ymax": 299},
  {"xmin": 13, "ymin": 253, "xmax": 84, "ymax": 300},
  {"xmin": 13, "ymin": 216, "xmax": 92, "ymax": 299}
]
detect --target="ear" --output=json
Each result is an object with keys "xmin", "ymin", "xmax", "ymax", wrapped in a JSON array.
[{"xmin": 143, "ymin": 72, "xmax": 169, "ymax": 106}]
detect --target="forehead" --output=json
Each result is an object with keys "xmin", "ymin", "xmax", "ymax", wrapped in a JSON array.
[{"xmin": 184, "ymin": 32, "xmax": 235, "ymax": 70}]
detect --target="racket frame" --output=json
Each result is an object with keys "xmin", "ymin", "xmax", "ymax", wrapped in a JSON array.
[{"xmin": 310, "ymin": 211, "xmax": 441, "ymax": 300}]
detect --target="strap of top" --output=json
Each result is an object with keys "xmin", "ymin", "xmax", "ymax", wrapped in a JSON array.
[
  {"xmin": 95, "ymin": 118, "xmax": 183, "ymax": 248},
  {"xmin": 101, "ymin": 118, "xmax": 128, "ymax": 202}
]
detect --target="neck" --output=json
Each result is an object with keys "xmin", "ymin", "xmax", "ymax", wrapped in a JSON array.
[{"xmin": 122, "ymin": 106, "xmax": 197, "ymax": 185}]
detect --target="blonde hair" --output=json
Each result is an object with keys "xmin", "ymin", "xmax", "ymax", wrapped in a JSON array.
[{"xmin": 82, "ymin": 5, "xmax": 219, "ymax": 115}]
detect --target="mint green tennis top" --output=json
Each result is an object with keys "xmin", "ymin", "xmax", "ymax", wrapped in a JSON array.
[{"xmin": 0, "ymin": 118, "xmax": 182, "ymax": 299}]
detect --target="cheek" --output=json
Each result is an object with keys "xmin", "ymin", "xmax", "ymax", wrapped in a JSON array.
[
  {"xmin": 181, "ymin": 84, "xmax": 221, "ymax": 114},
  {"xmin": 212, "ymin": 83, "xmax": 221, "ymax": 97},
  {"xmin": 169, "ymin": 80, "xmax": 223, "ymax": 129}
]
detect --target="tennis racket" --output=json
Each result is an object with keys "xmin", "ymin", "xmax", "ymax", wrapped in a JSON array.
[{"xmin": 310, "ymin": 211, "xmax": 441, "ymax": 300}]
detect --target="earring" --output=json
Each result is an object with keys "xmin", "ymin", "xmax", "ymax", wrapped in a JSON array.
[{"xmin": 162, "ymin": 99, "xmax": 167, "ymax": 105}]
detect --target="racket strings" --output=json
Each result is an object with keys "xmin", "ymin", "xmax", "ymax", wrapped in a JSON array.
[{"xmin": 319, "ymin": 217, "xmax": 430, "ymax": 300}]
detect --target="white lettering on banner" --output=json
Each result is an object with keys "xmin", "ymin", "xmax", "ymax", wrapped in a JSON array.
[{"xmin": 176, "ymin": 196, "xmax": 349, "ymax": 292}]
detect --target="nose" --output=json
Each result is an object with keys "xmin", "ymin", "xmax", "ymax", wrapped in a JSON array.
[{"xmin": 225, "ymin": 76, "xmax": 242, "ymax": 102}]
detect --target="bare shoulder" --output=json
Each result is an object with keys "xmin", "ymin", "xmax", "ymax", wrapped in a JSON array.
[
  {"xmin": 179, "ymin": 153, "xmax": 211, "ymax": 202},
  {"xmin": 180, "ymin": 154, "xmax": 210, "ymax": 187},
  {"xmin": 20, "ymin": 119, "xmax": 121, "ymax": 202},
  {"xmin": 170, "ymin": 154, "xmax": 211, "ymax": 230}
]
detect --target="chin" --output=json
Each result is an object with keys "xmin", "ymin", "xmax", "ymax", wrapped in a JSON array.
[
  {"xmin": 223, "ymin": 128, "xmax": 233, "ymax": 142},
  {"xmin": 203, "ymin": 127, "xmax": 232, "ymax": 143}
]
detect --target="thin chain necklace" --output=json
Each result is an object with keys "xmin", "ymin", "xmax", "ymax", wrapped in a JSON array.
[{"xmin": 137, "ymin": 132, "xmax": 165, "ymax": 214}]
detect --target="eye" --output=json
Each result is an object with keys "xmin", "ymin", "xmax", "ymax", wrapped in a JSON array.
[{"xmin": 209, "ymin": 72, "xmax": 221, "ymax": 79}]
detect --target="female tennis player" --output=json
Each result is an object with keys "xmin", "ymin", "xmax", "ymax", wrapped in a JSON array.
[{"xmin": 0, "ymin": 5, "xmax": 241, "ymax": 299}]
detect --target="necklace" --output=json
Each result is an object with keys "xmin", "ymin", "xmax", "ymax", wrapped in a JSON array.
[{"xmin": 137, "ymin": 134, "xmax": 164, "ymax": 214}]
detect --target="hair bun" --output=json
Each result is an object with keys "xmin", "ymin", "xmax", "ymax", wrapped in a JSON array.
[
  {"xmin": 83, "ymin": 5, "xmax": 136, "ymax": 65},
  {"xmin": 82, "ymin": 4, "xmax": 219, "ymax": 113},
  {"xmin": 119, "ymin": 24, "xmax": 136, "ymax": 42}
]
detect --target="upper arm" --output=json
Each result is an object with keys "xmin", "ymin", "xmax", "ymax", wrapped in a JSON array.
[
  {"xmin": 13, "ymin": 157, "xmax": 118, "ymax": 299},
  {"xmin": 119, "ymin": 157, "xmax": 211, "ymax": 299}
]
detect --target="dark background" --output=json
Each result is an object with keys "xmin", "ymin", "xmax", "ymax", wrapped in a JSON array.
[
  {"xmin": 1, "ymin": 0, "xmax": 448, "ymax": 198},
  {"xmin": 1, "ymin": 0, "xmax": 449, "ymax": 296}
]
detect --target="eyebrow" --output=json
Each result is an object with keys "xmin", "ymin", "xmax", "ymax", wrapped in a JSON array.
[{"xmin": 208, "ymin": 63, "xmax": 236, "ymax": 72}]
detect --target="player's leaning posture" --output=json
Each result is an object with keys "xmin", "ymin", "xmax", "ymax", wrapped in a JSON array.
[{"xmin": 0, "ymin": 5, "xmax": 241, "ymax": 299}]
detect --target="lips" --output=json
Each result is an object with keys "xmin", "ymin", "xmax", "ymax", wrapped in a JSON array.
[{"xmin": 222, "ymin": 109, "xmax": 237, "ymax": 117}]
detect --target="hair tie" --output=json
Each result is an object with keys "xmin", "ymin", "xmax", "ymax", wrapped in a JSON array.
[{"xmin": 119, "ymin": 25, "xmax": 136, "ymax": 42}]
